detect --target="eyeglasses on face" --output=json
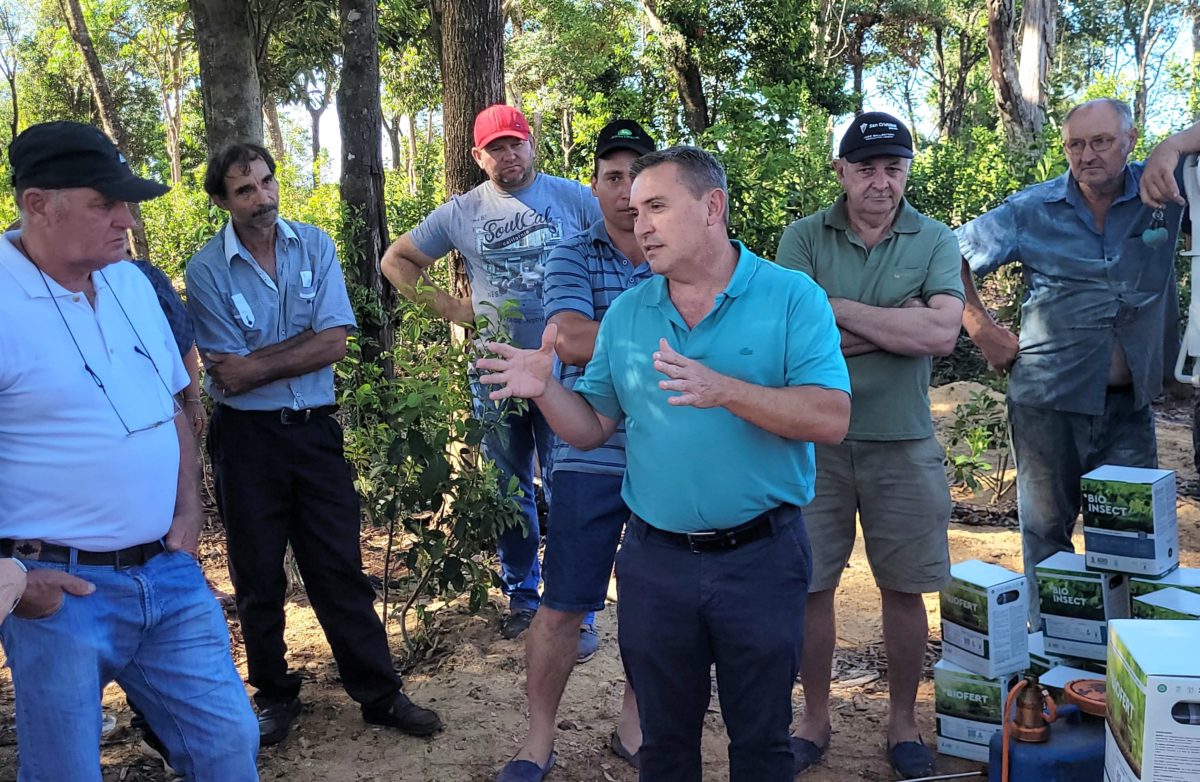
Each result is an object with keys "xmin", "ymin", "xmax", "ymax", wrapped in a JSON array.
[{"xmin": 1064, "ymin": 136, "xmax": 1118, "ymax": 156}]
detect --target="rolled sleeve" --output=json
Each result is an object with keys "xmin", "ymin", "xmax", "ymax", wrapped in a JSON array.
[
  {"xmin": 185, "ymin": 260, "xmax": 251, "ymax": 357},
  {"xmin": 956, "ymin": 200, "xmax": 1019, "ymax": 278}
]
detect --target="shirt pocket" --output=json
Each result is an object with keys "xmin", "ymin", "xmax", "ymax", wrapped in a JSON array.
[
  {"xmin": 288, "ymin": 296, "xmax": 316, "ymax": 333},
  {"xmin": 228, "ymin": 292, "xmax": 264, "ymax": 339}
]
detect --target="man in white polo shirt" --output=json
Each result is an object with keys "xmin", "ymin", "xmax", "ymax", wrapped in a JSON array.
[{"xmin": 0, "ymin": 121, "xmax": 258, "ymax": 782}]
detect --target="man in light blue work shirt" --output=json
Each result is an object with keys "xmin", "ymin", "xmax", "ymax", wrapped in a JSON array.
[
  {"xmin": 478, "ymin": 146, "xmax": 851, "ymax": 782},
  {"xmin": 187, "ymin": 143, "xmax": 442, "ymax": 747},
  {"xmin": 957, "ymin": 98, "xmax": 1194, "ymax": 618}
]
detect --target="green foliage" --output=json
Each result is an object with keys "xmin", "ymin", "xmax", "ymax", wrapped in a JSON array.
[
  {"xmin": 336, "ymin": 298, "xmax": 527, "ymax": 651},
  {"xmin": 942, "ymin": 390, "xmax": 1011, "ymax": 500}
]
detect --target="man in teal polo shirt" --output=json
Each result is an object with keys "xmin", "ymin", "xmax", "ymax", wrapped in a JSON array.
[
  {"xmin": 478, "ymin": 146, "xmax": 851, "ymax": 782},
  {"xmin": 776, "ymin": 112, "xmax": 964, "ymax": 779}
]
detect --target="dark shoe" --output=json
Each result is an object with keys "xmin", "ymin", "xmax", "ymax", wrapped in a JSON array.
[
  {"xmin": 495, "ymin": 751, "xmax": 557, "ymax": 782},
  {"xmin": 888, "ymin": 737, "xmax": 936, "ymax": 779},
  {"xmin": 257, "ymin": 697, "xmax": 302, "ymax": 747},
  {"xmin": 791, "ymin": 735, "xmax": 828, "ymax": 775},
  {"xmin": 609, "ymin": 730, "xmax": 639, "ymax": 769},
  {"xmin": 576, "ymin": 623, "xmax": 599, "ymax": 664},
  {"xmin": 501, "ymin": 608, "xmax": 537, "ymax": 640},
  {"xmin": 363, "ymin": 692, "xmax": 444, "ymax": 736}
]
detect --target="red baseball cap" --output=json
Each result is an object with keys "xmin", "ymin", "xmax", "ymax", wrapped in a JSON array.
[{"xmin": 473, "ymin": 104, "xmax": 531, "ymax": 148}]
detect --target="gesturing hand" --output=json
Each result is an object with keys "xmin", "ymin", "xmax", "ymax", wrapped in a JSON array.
[
  {"xmin": 1140, "ymin": 141, "xmax": 1185, "ymax": 209},
  {"xmin": 653, "ymin": 338, "xmax": 731, "ymax": 408},
  {"xmin": 476, "ymin": 324, "xmax": 558, "ymax": 401}
]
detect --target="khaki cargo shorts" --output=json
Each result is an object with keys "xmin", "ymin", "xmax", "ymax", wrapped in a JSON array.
[{"xmin": 805, "ymin": 436, "xmax": 951, "ymax": 594}]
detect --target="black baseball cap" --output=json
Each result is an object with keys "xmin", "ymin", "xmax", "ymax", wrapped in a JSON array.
[
  {"xmin": 595, "ymin": 119, "xmax": 656, "ymax": 159},
  {"xmin": 838, "ymin": 112, "xmax": 913, "ymax": 163},
  {"xmin": 9, "ymin": 121, "xmax": 169, "ymax": 202}
]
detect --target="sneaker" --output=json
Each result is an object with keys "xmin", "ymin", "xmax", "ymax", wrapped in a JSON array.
[
  {"xmin": 363, "ymin": 692, "xmax": 444, "ymax": 736},
  {"xmin": 501, "ymin": 608, "xmax": 537, "ymax": 640},
  {"xmin": 576, "ymin": 623, "xmax": 599, "ymax": 664},
  {"xmin": 257, "ymin": 697, "xmax": 302, "ymax": 747}
]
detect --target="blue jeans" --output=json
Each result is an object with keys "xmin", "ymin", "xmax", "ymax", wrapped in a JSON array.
[
  {"xmin": 615, "ymin": 508, "xmax": 810, "ymax": 782},
  {"xmin": 473, "ymin": 386, "xmax": 555, "ymax": 611},
  {"xmin": 1009, "ymin": 393, "xmax": 1156, "ymax": 620},
  {"xmin": 0, "ymin": 549, "xmax": 259, "ymax": 782}
]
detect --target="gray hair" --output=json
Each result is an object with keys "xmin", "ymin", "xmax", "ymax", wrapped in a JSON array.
[
  {"xmin": 629, "ymin": 145, "xmax": 727, "ymax": 199},
  {"xmin": 1063, "ymin": 98, "xmax": 1134, "ymax": 134}
]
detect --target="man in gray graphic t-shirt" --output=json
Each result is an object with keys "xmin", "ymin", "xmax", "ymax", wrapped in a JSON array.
[{"xmin": 381, "ymin": 104, "xmax": 600, "ymax": 643}]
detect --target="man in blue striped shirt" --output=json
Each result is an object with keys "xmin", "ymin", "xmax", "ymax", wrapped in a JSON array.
[{"xmin": 495, "ymin": 120, "xmax": 656, "ymax": 781}]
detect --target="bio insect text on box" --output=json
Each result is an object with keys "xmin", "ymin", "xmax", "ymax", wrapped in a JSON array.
[
  {"xmin": 1037, "ymin": 551, "xmax": 1130, "ymax": 661},
  {"xmin": 940, "ymin": 560, "xmax": 1029, "ymax": 677},
  {"xmin": 1083, "ymin": 465, "xmax": 1178, "ymax": 576},
  {"xmin": 934, "ymin": 659, "xmax": 1018, "ymax": 763},
  {"xmin": 1105, "ymin": 620, "xmax": 1200, "ymax": 782}
]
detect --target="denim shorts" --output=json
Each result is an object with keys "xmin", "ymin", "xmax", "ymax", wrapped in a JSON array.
[{"xmin": 541, "ymin": 471, "xmax": 628, "ymax": 613}]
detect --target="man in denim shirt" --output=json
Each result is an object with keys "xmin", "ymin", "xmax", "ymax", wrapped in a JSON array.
[
  {"xmin": 957, "ymin": 99, "xmax": 1193, "ymax": 616},
  {"xmin": 187, "ymin": 143, "xmax": 441, "ymax": 747}
]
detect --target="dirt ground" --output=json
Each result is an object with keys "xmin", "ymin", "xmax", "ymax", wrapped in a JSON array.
[{"xmin": 2, "ymin": 381, "xmax": 1198, "ymax": 781}]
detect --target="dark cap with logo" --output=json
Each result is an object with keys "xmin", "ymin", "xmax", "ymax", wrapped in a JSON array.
[
  {"xmin": 595, "ymin": 119, "xmax": 656, "ymax": 159},
  {"xmin": 838, "ymin": 111, "xmax": 913, "ymax": 163},
  {"xmin": 9, "ymin": 121, "xmax": 169, "ymax": 202}
]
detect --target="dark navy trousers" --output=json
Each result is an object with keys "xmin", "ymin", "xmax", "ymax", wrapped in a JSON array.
[{"xmin": 616, "ymin": 507, "xmax": 811, "ymax": 782}]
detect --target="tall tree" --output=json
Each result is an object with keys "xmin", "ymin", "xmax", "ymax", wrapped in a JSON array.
[
  {"xmin": 985, "ymin": 0, "xmax": 1054, "ymax": 155},
  {"xmin": 639, "ymin": 0, "xmax": 708, "ymax": 136},
  {"xmin": 338, "ymin": 0, "xmax": 391, "ymax": 362},
  {"xmin": 60, "ymin": 0, "xmax": 150, "ymax": 257},
  {"xmin": 0, "ymin": 2, "xmax": 21, "ymax": 143},
  {"xmin": 189, "ymin": 0, "xmax": 262, "ymax": 152},
  {"xmin": 429, "ymin": 0, "xmax": 504, "ymax": 300}
]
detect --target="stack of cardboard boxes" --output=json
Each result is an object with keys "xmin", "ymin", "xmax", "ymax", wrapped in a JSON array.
[{"xmin": 936, "ymin": 465, "xmax": 1191, "ymax": 766}]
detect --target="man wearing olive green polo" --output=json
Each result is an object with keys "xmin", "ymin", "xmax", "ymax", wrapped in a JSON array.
[{"xmin": 775, "ymin": 112, "xmax": 964, "ymax": 779}]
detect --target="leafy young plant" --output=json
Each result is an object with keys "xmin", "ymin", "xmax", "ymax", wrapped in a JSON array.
[{"xmin": 943, "ymin": 390, "xmax": 1012, "ymax": 501}]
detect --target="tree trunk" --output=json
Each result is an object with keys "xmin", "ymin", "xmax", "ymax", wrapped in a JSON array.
[
  {"xmin": 263, "ymin": 98, "xmax": 286, "ymax": 159},
  {"xmin": 307, "ymin": 103, "xmax": 325, "ymax": 187},
  {"xmin": 430, "ymin": 0, "xmax": 504, "ymax": 301},
  {"xmin": 382, "ymin": 113, "xmax": 402, "ymax": 171},
  {"xmin": 1017, "ymin": 0, "xmax": 1055, "ymax": 139},
  {"xmin": 402, "ymin": 113, "xmax": 418, "ymax": 195},
  {"xmin": 338, "ymin": 0, "xmax": 392, "ymax": 365},
  {"xmin": 639, "ymin": 0, "xmax": 708, "ymax": 138},
  {"xmin": 985, "ymin": 0, "xmax": 1037, "ymax": 155},
  {"xmin": 60, "ymin": 0, "xmax": 149, "ymax": 258},
  {"xmin": 189, "ymin": 0, "xmax": 263, "ymax": 153},
  {"xmin": 1130, "ymin": 0, "xmax": 1163, "ymax": 130}
]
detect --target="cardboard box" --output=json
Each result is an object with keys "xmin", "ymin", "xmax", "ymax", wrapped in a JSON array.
[
  {"xmin": 1028, "ymin": 631, "xmax": 1068, "ymax": 676},
  {"xmin": 1037, "ymin": 552, "xmax": 1130, "ymax": 661},
  {"xmin": 940, "ymin": 560, "xmax": 1029, "ymax": 677},
  {"xmin": 1082, "ymin": 465, "xmax": 1178, "ymax": 576},
  {"xmin": 1105, "ymin": 620, "xmax": 1200, "ymax": 781},
  {"xmin": 1132, "ymin": 587, "xmax": 1200, "ymax": 620},
  {"xmin": 1130, "ymin": 567, "xmax": 1200, "ymax": 600},
  {"xmin": 934, "ymin": 659, "xmax": 1019, "ymax": 763},
  {"xmin": 1039, "ymin": 663, "xmax": 1103, "ymax": 701}
]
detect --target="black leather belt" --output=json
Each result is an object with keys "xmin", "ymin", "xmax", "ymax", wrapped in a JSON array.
[
  {"xmin": 1106, "ymin": 383, "xmax": 1134, "ymax": 395},
  {"xmin": 1, "ymin": 538, "xmax": 165, "ymax": 568},
  {"xmin": 635, "ymin": 506, "xmax": 786, "ymax": 553},
  {"xmin": 220, "ymin": 404, "xmax": 337, "ymax": 425}
]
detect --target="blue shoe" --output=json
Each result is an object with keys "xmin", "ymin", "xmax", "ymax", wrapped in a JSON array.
[
  {"xmin": 501, "ymin": 608, "xmax": 537, "ymax": 640},
  {"xmin": 888, "ymin": 737, "xmax": 935, "ymax": 779},
  {"xmin": 791, "ymin": 735, "xmax": 827, "ymax": 775},
  {"xmin": 495, "ymin": 751, "xmax": 557, "ymax": 782},
  {"xmin": 576, "ymin": 623, "xmax": 599, "ymax": 664}
]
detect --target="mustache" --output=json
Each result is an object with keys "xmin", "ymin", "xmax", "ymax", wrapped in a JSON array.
[{"xmin": 253, "ymin": 204, "xmax": 278, "ymax": 218}]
